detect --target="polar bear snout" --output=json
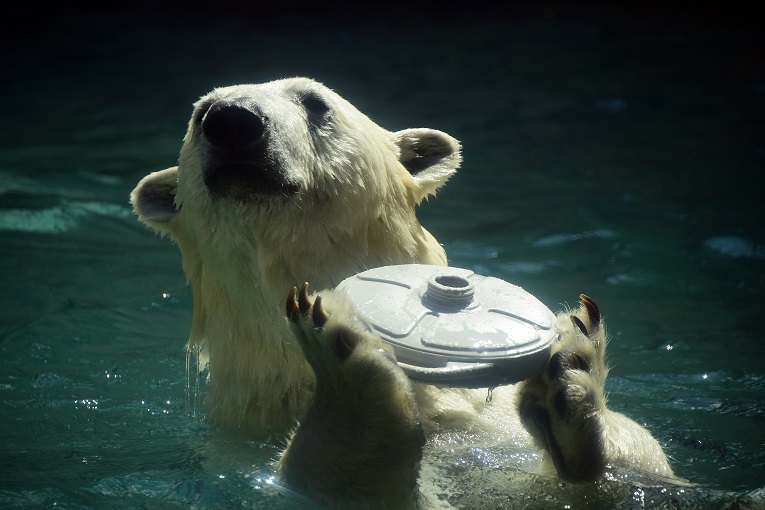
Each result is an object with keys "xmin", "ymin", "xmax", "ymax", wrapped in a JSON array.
[
  {"xmin": 198, "ymin": 98, "xmax": 298, "ymax": 199},
  {"xmin": 202, "ymin": 98, "xmax": 267, "ymax": 151}
]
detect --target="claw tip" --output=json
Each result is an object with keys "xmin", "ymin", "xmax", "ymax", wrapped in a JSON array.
[
  {"xmin": 570, "ymin": 314, "xmax": 589, "ymax": 336},
  {"xmin": 298, "ymin": 283, "xmax": 311, "ymax": 316},
  {"xmin": 579, "ymin": 294, "xmax": 601, "ymax": 325},
  {"xmin": 312, "ymin": 295, "xmax": 329, "ymax": 328},
  {"xmin": 286, "ymin": 286, "xmax": 299, "ymax": 322}
]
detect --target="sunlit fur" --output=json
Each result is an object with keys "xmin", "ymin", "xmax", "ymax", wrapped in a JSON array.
[
  {"xmin": 517, "ymin": 302, "xmax": 675, "ymax": 481},
  {"xmin": 131, "ymin": 77, "xmax": 674, "ymax": 504},
  {"xmin": 131, "ymin": 78, "xmax": 459, "ymax": 434}
]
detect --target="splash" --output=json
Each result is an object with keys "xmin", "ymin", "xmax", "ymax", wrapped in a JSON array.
[{"xmin": 185, "ymin": 345, "xmax": 204, "ymax": 418}]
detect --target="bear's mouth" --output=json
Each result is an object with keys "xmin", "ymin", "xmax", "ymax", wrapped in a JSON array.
[{"xmin": 203, "ymin": 162, "xmax": 299, "ymax": 200}]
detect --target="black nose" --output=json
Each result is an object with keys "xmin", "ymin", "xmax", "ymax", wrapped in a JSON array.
[{"xmin": 202, "ymin": 99, "xmax": 266, "ymax": 150}]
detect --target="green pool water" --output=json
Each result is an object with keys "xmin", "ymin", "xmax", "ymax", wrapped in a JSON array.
[{"xmin": 1, "ymin": 4, "xmax": 763, "ymax": 508}]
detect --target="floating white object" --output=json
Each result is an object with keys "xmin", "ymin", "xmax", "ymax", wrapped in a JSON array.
[{"xmin": 336, "ymin": 264, "xmax": 556, "ymax": 388}]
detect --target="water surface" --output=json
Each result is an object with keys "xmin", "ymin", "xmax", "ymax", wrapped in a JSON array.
[{"xmin": 1, "ymin": 4, "xmax": 763, "ymax": 508}]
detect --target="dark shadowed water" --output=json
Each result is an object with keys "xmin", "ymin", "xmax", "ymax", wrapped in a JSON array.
[{"xmin": 1, "ymin": 3, "xmax": 763, "ymax": 508}]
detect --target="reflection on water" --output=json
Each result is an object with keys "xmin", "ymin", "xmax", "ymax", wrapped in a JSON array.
[
  {"xmin": 704, "ymin": 236, "xmax": 765, "ymax": 260},
  {"xmin": 1, "ymin": 3, "xmax": 763, "ymax": 508}
]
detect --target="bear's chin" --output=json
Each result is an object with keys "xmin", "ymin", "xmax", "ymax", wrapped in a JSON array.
[{"xmin": 203, "ymin": 163, "xmax": 299, "ymax": 201}]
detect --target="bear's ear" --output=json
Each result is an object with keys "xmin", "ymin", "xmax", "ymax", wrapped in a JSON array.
[
  {"xmin": 130, "ymin": 166, "xmax": 179, "ymax": 236},
  {"xmin": 393, "ymin": 128, "xmax": 462, "ymax": 203}
]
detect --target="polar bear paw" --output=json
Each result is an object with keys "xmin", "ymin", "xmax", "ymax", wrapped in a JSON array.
[
  {"xmin": 279, "ymin": 284, "xmax": 424, "ymax": 507},
  {"xmin": 285, "ymin": 283, "xmax": 349, "ymax": 387},
  {"xmin": 517, "ymin": 294, "xmax": 610, "ymax": 481}
]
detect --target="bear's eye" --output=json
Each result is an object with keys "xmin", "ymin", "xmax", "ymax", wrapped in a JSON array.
[
  {"xmin": 193, "ymin": 98, "xmax": 215, "ymax": 125},
  {"xmin": 300, "ymin": 92, "xmax": 330, "ymax": 118}
]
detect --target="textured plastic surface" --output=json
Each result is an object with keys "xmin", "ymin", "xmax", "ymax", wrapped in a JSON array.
[{"xmin": 336, "ymin": 264, "xmax": 556, "ymax": 388}]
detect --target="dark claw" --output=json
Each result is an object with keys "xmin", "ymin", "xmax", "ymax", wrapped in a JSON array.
[
  {"xmin": 548, "ymin": 351, "xmax": 565, "ymax": 380},
  {"xmin": 580, "ymin": 294, "xmax": 600, "ymax": 326},
  {"xmin": 298, "ymin": 282, "xmax": 311, "ymax": 316},
  {"xmin": 569, "ymin": 352, "xmax": 590, "ymax": 372},
  {"xmin": 570, "ymin": 315, "xmax": 588, "ymax": 336},
  {"xmin": 548, "ymin": 350, "xmax": 590, "ymax": 380},
  {"xmin": 312, "ymin": 295, "xmax": 329, "ymax": 328},
  {"xmin": 286, "ymin": 286, "xmax": 299, "ymax": 322},
  {"xmin": 554, "ymin": 389, "xmax": 569, "ymax": 420},
  {"xmin": 334, "ymin": 329, "xmax": 356, "ymax": 360}
]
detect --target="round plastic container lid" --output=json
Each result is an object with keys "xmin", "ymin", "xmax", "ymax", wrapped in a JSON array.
[{"xmin": 335, "ymin": 264, "xmax": 556, "ymax": 388}]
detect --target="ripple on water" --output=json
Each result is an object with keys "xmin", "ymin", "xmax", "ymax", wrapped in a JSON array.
[
  {"xmin": 704, "ymin": 236, "xmax": 765, "ymax": 260},
  {"xmin": 533, "ymin": 229, "xmax": 617, "ymax": 247}
]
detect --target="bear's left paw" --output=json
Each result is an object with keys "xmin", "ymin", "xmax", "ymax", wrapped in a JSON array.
[
  {"xmin": 285, "ymin": 283, "xmax": 403, "ymax": 397},
  {"xmin": 286, "ymin": 282, "xmax": 331, "ymax": 342},
  {"xmin": 517, "ymin": 294, "xmax": 610, "ymax": 481},
  {"xmin": 280, "ymin": 284, "xmax": 424, "ymax": 507},
  {"xmin": 286, "ymin": 283, "xmax": 359, "ymax": 386}
]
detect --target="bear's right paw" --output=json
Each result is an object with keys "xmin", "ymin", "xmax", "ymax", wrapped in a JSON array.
[{"xmin": 517, "ymin": 294, "xmax": 610, "ymax": 481}]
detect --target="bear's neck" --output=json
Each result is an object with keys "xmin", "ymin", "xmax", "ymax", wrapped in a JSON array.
[
  {"xmin": 200, "ymin": 280, "xmax": 313, "ymax": 435},
  {"xmin": 179, "ymin": 205, "xmax": 445, "ymax": 435}
]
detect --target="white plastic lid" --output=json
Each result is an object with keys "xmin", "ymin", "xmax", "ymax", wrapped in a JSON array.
[{"xmin": 336, "ymin": 264, "xmax": 556, "ymax": 387}]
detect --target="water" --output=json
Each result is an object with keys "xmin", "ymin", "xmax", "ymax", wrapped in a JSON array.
[{"xmin": 2, "ymin": 4, "xmax": 763, "ymax": 508}]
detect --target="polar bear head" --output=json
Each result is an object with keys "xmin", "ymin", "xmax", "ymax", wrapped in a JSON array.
[
  {"xmin": 132, "ymin": 77, "xmax": 461, "ymax": 295},
  {"xmin": 130, "ymin": 78, "xmax": 461, "ymax": 432}
]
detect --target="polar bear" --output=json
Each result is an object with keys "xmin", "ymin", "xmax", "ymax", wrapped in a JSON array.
[
  {"xmin": 131, "ymin": 77, "xmax": 674, "ymax": 506},
  {"xmin": 131, "ymin": 77, "xmax": 457, "ymax": 434}
]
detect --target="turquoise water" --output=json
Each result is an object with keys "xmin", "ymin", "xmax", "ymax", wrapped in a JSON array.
[{"xmin": 2, "ymin": 5, "xmax": 763, "ymax": 508}]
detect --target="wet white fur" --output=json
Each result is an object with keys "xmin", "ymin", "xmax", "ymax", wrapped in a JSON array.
[
  {"xmin": 517, "ymin": 303, "xmax": 674, "ymax": 481},
  {"xmin": 131, "ymin": 77, "xmax": 674, "ymax": 504},
  {"xmin": 132, "ymin": 78, "xmax": 456, "ymax": 433}
]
